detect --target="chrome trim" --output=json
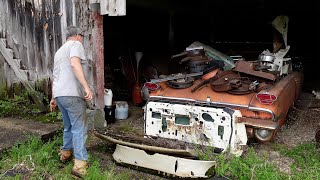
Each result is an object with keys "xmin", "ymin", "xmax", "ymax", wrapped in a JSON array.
[{"xmin": 149, "ymin": 96, "xmax": 276, "ymax": 121}]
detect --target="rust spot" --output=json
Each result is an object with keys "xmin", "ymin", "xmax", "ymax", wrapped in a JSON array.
[{"xmin": 167, "ymin": 120, "xmax": 174, "ymax": 128}]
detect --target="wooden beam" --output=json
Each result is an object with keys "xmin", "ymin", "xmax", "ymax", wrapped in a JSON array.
[
  {"xmin": 0, "ymin": 39, "xmax": 47, "ymax": 112},
  {"xmin": 91, "ymin": 12, "xmax": 104, "ymax": 109}
]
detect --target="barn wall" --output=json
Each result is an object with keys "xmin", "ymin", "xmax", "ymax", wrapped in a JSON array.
[
  {"xmin": 0, "ymin": 0, "xmax": 96, "ymax": 101},
  {"xmin": 0, "ymin": 0, "xmax": 60, "ymax": 88}
]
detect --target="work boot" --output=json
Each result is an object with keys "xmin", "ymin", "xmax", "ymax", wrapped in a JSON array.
[
  {"xmin": 71, "ymin": 159, "xmax": 87, "ymax": 178},
  {"xmin": 59, "ymin": 150, "xmax": 73, "ymax": 163}
]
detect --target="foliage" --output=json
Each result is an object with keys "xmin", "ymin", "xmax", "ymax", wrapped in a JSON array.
[
  {"xmin": 0, "ymin": 85, "xmax": 8, "ymax": 100},
  {"xmin": 0, "ymin": 91, "xmax": 61, "ymax": 123},
  {"xmin": 0, "ymin": 100, "xmax": 16, "ymax": 115}
]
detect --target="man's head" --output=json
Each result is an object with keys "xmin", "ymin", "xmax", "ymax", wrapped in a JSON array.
[{"xmin": 66, "ymin": 26, "xmax": 84, "ymax": 43}]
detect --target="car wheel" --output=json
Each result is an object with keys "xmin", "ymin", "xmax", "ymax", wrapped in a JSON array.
[{"xmin": 254, "ymin": 128, "xmax": 275, "ymax": 142}]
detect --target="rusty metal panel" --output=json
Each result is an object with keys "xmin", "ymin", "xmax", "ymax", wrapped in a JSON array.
[
  {"xmin": 237, "ymin": 117, "xmax": 278, "ymax": 129},
  {"xmin": 234, "ymin": 60, "xmax": 277, "ymax": 81}
]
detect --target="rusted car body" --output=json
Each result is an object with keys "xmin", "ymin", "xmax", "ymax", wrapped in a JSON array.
[{"xmin": 146, "ymin": 68, "xmax": 303, "ymax": 144}]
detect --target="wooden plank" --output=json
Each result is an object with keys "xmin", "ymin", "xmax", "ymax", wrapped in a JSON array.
[
  {"xmin": 108, "ymin": 0, "xmax": 126, "ymax": 16},
  {"xmin": 0, "ymin": 38, "xmax": 6, "ymax": 47},
  {"xmin": 0, "ymin": 40, "xmax": 47, "ymax": 112}
]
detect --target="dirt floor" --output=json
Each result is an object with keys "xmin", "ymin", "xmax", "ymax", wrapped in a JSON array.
[{"xmin": 86, "ymin": 90, "xmax": 320, "ymax": 179}]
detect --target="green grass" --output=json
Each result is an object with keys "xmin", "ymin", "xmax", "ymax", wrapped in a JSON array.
[
  {"xmin": 280, "ymin": 143, "xmax": 320, "ymax": 180},
  {"xmin": 198, "ymin": 147, "xmax": 287, "ymax": 179},
  {"xmin": 0, "ymin": 129, "xmax": 318, "ymax": 180},
  {"xmin": 0, "ymin": 93, "xmax": 62, "ymax": 123},
  {"xmin": 0, "ymin": 135, "xmax": 130, "ymax": 180},
  {"xmin": 197, "ymin": 143, "xmax": 319, "ymax": 180}
]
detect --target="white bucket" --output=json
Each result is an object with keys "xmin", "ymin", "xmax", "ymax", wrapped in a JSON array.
[
  {"xmin": 104, "ymin": 89, "xmax": 113, "ymax": 106},
  {"xmin": 115, "ymin": 101, "xmax": 129, "ymax": 120}
]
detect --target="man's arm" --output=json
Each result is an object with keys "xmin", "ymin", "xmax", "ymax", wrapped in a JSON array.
[{"xmin": 70, "ymin": 57, "xmax": 93, "ymax": 101}]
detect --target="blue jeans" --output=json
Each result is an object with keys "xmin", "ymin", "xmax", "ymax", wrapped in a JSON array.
[{"xmin": 56, "ymin": 96, "xmax": 88, "ymax": 161}]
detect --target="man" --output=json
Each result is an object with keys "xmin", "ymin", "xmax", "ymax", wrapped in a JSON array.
[{"xmin": 50, "ymin": 26, "xmax": 93, "ymax": 178}]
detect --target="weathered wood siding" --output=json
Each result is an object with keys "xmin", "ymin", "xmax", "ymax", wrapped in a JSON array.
[
  {"xmin": 0, "ymin": 0, "xmax": 95, "ymax": 98},
  {"xmin": 0, "ymin": 0, "xmax": 61, "ymax": 87}
]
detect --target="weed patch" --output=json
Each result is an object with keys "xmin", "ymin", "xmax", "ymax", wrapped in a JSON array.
[
  {"xmin": 280, "ymin": 143, "xmax": 320, "ymax": 179},
  {"xmin": 0, "ymin": 92, "xmax": 61, "ymax": 123},
  {"xmin": 198, "ymin": 146, "xmax": 288, "ymax": 179}
]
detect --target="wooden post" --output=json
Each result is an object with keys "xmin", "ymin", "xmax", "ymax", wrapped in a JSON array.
[{"xmin": 91, "ymin": 8, "xmax": 104, "ymax": 110}]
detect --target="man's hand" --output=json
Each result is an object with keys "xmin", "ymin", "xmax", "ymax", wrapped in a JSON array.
[
  {"xmin": 84, "ymin": 87, "xmax": 93, "ymax": 101},
  {"xmin": 50, "ymin": 99, "xmax": 57, "ymax": 112}
]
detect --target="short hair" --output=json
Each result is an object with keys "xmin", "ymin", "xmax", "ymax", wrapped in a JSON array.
[{"xmin": 66, "ymin": 26, "xmax": 83, "ymax": 39}]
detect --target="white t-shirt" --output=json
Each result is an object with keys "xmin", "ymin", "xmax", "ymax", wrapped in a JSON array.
[{"xmin": 53, "ymin": 40, "xmax": 88, "ymax": 98}]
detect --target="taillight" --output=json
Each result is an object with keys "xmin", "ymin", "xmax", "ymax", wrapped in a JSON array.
[
  {"xmin": 144, "ymin": 82, "xmax": 160, "ymax": 91},
  {"xmin": 256, "ymin": 93, "xmax": 277, "ymax": 105}
]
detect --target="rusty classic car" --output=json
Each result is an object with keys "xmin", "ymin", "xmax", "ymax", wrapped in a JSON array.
[
  {"xmin": 144, "ymin": 58, "xmax": 303, "ymax": 144},
  {"xmin": 142, "ymin": 16, "xmax": 303, "ymax": 153}
]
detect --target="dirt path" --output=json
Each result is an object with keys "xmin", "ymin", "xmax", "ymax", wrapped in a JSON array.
[{"xmin": 275, "ymin": 92, "xmax": 320, "ymax": 146}]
